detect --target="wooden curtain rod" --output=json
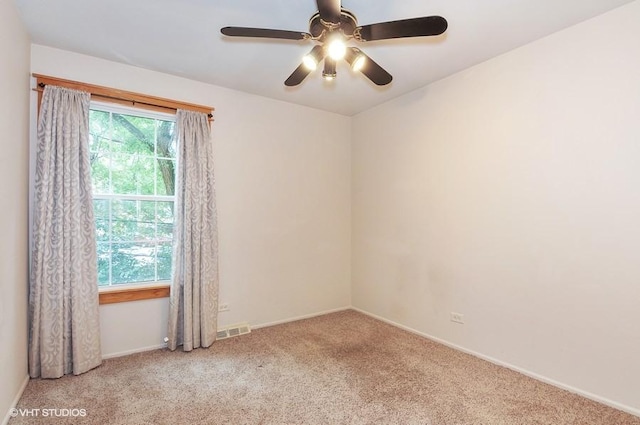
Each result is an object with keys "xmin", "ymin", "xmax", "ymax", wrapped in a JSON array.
[{"xmin": 33, "ymin": 74, "xmax": 214, "ymax": 120}]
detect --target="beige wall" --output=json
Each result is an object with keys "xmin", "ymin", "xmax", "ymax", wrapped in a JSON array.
[
  {"xmin": 31, "ymin": 45, "xmax": 352, "ymax": 358},
  {"xmin": 352, "ymin": 1, "xmax": 640, "ymax": 415},
  {"xmin": 0, "ymin": 0, "xmax": 30, "ymax": 422}
]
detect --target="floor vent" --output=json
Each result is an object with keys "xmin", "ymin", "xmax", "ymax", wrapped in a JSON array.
[{"xmin": 217, "ymin": 323, "xmax": 251, "ymax": 340}]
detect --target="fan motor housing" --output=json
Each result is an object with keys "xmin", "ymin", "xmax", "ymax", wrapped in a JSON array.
[{"xmin": 309, "ymin": 8, "xmax": 357, "ymax": 39}]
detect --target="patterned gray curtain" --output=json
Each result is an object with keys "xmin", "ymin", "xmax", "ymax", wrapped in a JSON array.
[
  {"xmin": 29, "ymin": 86, "xmax": 102, "ymax": 378},
  {"xmin": 167, "ymin": 110, "xmax": 218, "ymax": 351}
]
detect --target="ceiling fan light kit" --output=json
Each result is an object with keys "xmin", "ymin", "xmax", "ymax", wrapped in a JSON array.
[
  {"xmin": 221, "ymin": 0, "xmax": 447, "ymax": 87},
  {"xmin": 347, "ymin": 49, "xmax": 367, "ymax": 72},
  {"xmin": 302, "ymin": 53, "xmax": 320, "ymax": 71},
  {"xmin": 322, "ymin": 58, "xmax": 337, "ymax": 80}
]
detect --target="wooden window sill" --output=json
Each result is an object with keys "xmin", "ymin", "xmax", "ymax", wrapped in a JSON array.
[{"xmin": 99, "ymin": 284, "xmax": 170, "ymax": 305}]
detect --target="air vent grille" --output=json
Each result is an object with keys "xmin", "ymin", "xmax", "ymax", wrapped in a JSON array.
[{"xmin": 216, "ymin": 323, "xmax": 251, "ymax": 340}]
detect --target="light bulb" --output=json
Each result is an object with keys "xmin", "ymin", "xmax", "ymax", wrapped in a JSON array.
[
  {"xmin": 327, "ymin": 38, "xmax": 347, "ymax": 61},
  {"xmin": 351, "ymin": 54, "xmax": 366, "ymax": 72},
  {"xmin": 302, "ymin": 54, "xmax": 318, "ymax": 71}
]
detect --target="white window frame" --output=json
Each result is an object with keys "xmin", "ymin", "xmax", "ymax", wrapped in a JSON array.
[{"xmin": 89, "ymin": 101, "xmax": 177, "ymax": 291}]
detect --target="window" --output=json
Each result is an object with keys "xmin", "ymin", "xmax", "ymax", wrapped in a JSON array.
[{"xmin": 89, "ymin": 103, "xmax": 176, "ymax": 287}]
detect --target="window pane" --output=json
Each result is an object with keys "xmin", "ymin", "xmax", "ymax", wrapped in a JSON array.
[
  {"xmin": 111, "ymin": 243, "xmax": 155, "ymax": 284},
  {"xmin": 94, "ymin": 199, "xmax": 109, "ymax": 241},
  {"xmin": 157, "ymin": 201, "xmax": 174, "ymax": 240},
  {"xmin": 157, "ymin": 242, "xmax": 173, "ymax": 281},
  {"xmin": 111, "ymin": 114, "xmax": 156, "ymax": 155},
  {"xmin": 97, "ymin": 242, "xmax": 110, "ymax": 286},
  {"xmin": 111, "ymin": 200, "xmax": 136, "ymax": 241},
  {"xmin": 111, "ymin": 153, "xmax": 155, "ymax": 195},
  {"xmin": 111, "ymin": 200, "xmax": 155, "ymax": 242},
  {"xmin": 138, "ymin": 201, "xmax": 157, "ymax": 240},
  {"xmin": 156, "ymin": 159, "xmax": 176, "ymax": 195},
  {"xmin": 156, "ymin": 120, "xmax": 176, "ymax": 159},
  {"xmin": 90, "ymin": 153, "xmax": 110, "ymax": 194},
  {"xmin": 89, "ymin": 110, "xmax": 110, "ymax": 152}
]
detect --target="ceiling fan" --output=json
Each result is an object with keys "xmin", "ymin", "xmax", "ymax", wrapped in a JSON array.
[{"xmin": 221, "ymin": 0, "xmax": 448, "ymax": 87}]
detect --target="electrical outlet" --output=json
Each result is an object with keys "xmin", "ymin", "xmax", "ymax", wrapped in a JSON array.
[
  {"xmin": 450, "ymin": 312, "xmax": 464, "ymax": 324},
  {"xmin": 218, "ymin": 303, "xmax": 230, "ymax": 312}
]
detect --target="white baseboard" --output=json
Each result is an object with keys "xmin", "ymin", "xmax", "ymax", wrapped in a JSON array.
[
  {"xmin": 252, "ymin": 306, "xmax": 352, "ymax": 330},
  {"xmin": 351, "ymin": 307, "xmax": 640, "ymax": 419},
  {"xmin": 102, "ymin": 343, "xmax": 167, "ymax": 360},
  {"xmin": 101, "ymin": 306, "xmax": 352, "ymax": 359},
  {"xmin": 2, "ymin": 375, "xmax": 29, "ymax": 425}
]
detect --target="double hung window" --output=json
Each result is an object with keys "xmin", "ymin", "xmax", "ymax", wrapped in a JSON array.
[{"xmin": 89, "ymin": 103, "xmax": 176, "ymax": 287}]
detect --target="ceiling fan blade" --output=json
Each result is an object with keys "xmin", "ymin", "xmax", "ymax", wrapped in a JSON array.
[
  {"xmin": 285, "ymin": 46, "xmax": 325, "ymax": 86},
  {"xmin": 284, "ymin": 64, "xmax": 312, "ymax": 87},
  {"xmin": 350, "ymin": 48, "xmax": 392, "ymax": 86},
  {"xmin": 356, "ymin": 16, "xmax": 448, "ymax": 41},
  {"xmin": 221, "ymin": 27, "xmax": 310, "ymax": 41},
  {"xmin": 316, "ymin": 0, "xmax": 341, "ymax": 24}
]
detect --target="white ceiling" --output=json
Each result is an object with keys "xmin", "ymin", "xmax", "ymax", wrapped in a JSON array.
[{"xmin": 14, "ymin": 0, "xmax": 634, "ymax": 116}]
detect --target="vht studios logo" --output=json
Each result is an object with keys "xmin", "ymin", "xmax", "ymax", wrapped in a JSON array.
[{"xmin": 9, "ymin": 408, "xmax": 87, "ymax": 418}]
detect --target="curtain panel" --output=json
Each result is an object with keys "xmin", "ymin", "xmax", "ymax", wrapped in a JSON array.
[
  {"xmin": 167, "ymin": 109, "xmax": 219, "ymax": 351},
  {"xmin": 29, "ymin": 85, "xmax": 102, "ymax": 378}
]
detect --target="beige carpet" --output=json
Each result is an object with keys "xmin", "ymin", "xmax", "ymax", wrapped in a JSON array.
[{"xmin": 12, "ymin": 310, "xmax": 639, "ymax": 424}]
